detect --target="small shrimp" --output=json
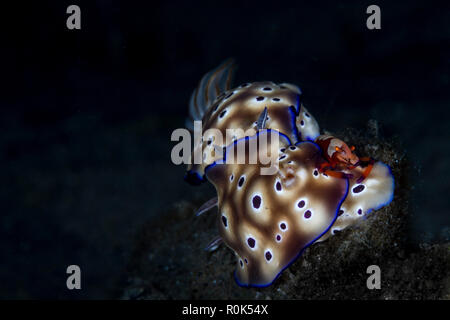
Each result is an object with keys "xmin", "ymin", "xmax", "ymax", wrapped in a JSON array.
[{"xmin": 315, "ymin": 135, "xmax": 374, "ymax": 183}]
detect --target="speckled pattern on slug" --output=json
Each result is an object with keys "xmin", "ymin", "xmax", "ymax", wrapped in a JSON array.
[{"xmin": 205, "ymin": 130, "xmax": 348, "ymax": 286}]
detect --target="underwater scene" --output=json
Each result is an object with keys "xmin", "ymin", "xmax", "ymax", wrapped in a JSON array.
[{"xmin": 1, "ymin": 0, "xmax": 449, "ymax": 301}]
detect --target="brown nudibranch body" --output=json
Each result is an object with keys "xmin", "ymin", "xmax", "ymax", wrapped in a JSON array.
[
  {"xmin": 185, "ymin": 60, "xmax": 320, "ymax": 185},
  {"xmin": 205, "ymin": 130, "xmax": 348, "ymax": 286},
  {"xmin": 184, "ymin": 60, "xmax": 395, "ymax": 287}
]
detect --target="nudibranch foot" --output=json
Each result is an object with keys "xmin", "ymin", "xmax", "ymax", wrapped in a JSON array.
[{"xmin": 195, "ymin": 197, "xmax": 218, "ymax": 217}]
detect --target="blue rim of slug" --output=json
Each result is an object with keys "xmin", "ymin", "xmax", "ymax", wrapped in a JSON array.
[
  {"xmin": 289, "ymin": 104, "xmax": 301, "ymax": 144},
  {"xmin": 184, "ymin": 170, "xmax": 207, "ymax": 185},
  {"xmin": 288, "ymin": 93, "xmax": 302, "ymax": 143},
  {"xmin": 364, "ymin": 162, "xmax": 395, "ymax": 216}
]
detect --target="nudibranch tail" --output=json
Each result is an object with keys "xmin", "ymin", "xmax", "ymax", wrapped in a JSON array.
[
  {"xmin": 318, "ymin": 161, "xmax": 394, "ymax": 241},
  {"xmin": 205, "ymin": 130, "xmax": 348, "ymax": 287}
]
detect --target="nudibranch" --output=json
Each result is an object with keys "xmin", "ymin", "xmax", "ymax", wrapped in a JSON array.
[
  {"xmin": 204, "ymin": 130, "xmax": 348, "ymax": 287},
  {"xmin": 185, "ymin": 60, "xmax": 320, "ymax": 185},
  {"xmin": 183, "ymin": 61, "xmax": 395, "ymax": 287}
]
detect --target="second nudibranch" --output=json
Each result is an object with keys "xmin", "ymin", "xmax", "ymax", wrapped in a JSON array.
[
  {"xmin": 186, "ymin": 60, "xmax": 395, "ymax": 287},
  {"xmin": 184, "ymin": 59, "xmax": 320, "ymax": 185}
]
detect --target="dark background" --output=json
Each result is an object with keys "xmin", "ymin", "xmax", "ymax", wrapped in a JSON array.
[{"xmin": 1, "ymin": 0, "xmax": 449, "ymax": 299}]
